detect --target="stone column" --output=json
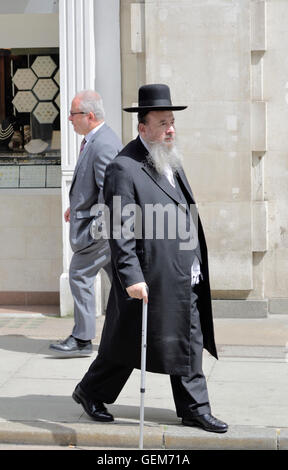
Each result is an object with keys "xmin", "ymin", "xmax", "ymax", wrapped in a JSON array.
[
  {"xmin": 58, "ymin": 0, "xmax": 96, "ymax": 316},
  {"xmin": 58, "ymin": 0, "xmax": 121, "ymax": 317}
]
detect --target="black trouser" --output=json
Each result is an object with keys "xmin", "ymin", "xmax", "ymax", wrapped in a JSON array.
[{"xmin": 79, "ymin": 287, "xmax": 211, "ymax": 418}]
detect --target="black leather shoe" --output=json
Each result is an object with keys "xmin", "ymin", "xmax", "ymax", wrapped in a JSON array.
[
  {"xmin": 49, "ymin": 335, "xmax": 92, "ymax": 357},
  {"xmin": 72, "ymin": 384, "xmax": 114, "ymax": 422},
  {"xmin": 182, "ymin": 413, "xmax": 228, "ymax": 433}
]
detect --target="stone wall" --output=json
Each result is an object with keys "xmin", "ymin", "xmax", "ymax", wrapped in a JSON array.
[
  {"xmin": 121, "ymin": 0, "xmax": 288, "ymax": 316},
  {"xmin": 264, "ymin": 0, "xmax": 288, "ymax": 314},
  {"xmin": 0, "ymin": 190, "xmax": 62, "ymax": 304}
]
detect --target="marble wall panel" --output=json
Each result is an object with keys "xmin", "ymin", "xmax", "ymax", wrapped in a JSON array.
[{"xmin": 0, "ymin": 192, "xmax": 62, "ymax": 292}]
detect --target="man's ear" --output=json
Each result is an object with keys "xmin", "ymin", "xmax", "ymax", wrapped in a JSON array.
[{"xmin": 138, "ymin": 122, "xmax": 145, "ymax": 135}]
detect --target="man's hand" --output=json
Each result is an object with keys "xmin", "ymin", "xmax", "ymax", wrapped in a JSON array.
[
  {"xmin": 126, "ymin": 282, "xmax": 148, "ymax": 304},
  {"xmin": 64, "ymin": 207, "xmax": 70, "ymax": 222}
]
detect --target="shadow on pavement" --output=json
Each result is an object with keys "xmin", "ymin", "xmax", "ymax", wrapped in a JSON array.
[
  {"xmin": 0, "ymin": 394, "xmax": 177, "ymax": 427},
  {"xmin": 0, "ymin": 335, "xmax": 98, "ymax": 356}
]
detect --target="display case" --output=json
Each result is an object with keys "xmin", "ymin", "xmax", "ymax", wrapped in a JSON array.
[{"xmin": 0, "ymin": 48, "xmax": 61, "ymax": 188}]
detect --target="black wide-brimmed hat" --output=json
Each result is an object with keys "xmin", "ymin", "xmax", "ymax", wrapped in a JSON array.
[{"xmin": 123, "ymin": 84, "xmax": 187, "ymax": 112}]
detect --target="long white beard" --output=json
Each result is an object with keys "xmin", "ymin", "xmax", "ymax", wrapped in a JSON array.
[{"xmin": 147, "ymin": 141, "xmax": 183, "ymax": 175}]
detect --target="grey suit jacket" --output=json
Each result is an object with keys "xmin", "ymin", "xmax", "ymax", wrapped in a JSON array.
[{"xmin": 69, "ymin": 123, "xmax": 122, "ymax": 253}]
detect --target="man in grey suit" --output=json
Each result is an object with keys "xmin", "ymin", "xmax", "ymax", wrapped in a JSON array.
[{"xmin": 50, "ymin": 90, "xmax": 122, "ymax": 357}]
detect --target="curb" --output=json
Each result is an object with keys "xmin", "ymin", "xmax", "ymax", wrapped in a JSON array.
[{"xmin": 0, "ymin": 421, "xmax": 287, "ymax": 450}]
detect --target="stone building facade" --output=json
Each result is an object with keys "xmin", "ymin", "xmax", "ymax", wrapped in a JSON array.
[{"xmin": 0, "ymin": 0, "xmax": 287, "ymax": 318}]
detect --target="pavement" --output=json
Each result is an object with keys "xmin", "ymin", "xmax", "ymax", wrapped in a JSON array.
[{"xmin": 0, "ymin": 306, "xmax": 288, "ymax": 451}]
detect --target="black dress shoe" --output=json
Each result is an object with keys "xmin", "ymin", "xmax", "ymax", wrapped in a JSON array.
[
  {"xmin": 49, "ymin": 335, "xmax": 92, "ymax": 357},
  {"xmin": 72, "ymin": 384, "xmax": 114, "ymax": 422},
  {"xmin": 182, "ymin": 413, "xmax": 228, "ymax": 433}
]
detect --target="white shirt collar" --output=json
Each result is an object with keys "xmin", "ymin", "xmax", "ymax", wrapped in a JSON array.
[{"xmin": 139, "ymin": 134, "xmax": 150, "ymax": 152}]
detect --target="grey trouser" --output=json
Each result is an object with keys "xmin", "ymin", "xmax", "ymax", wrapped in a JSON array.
[
  {"xmin": 69, "ymin": 241, "xmax": 112, "ymax": 341},
  {"xmin": 79, "ymin": 287, "xmax": 211, "ymax": 417}
]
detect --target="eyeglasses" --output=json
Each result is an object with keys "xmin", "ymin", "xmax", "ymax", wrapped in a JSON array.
[{"xmin": 69, "ymin": 111, "xmax": 88, "ymax": 116}]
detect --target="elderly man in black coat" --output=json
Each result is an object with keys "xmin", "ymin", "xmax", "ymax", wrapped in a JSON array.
[{"xmin": 72, "ymin": 84, "xmax": 228, "ymax": 433}]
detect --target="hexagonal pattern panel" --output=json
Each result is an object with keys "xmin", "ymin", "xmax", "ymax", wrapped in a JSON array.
[
  {"xmin": 12, "ymin": 68, "xmax": 37, "ymax": 90},
  {"xmin": 12, "ymin": 91, "xmax": 38, "ymax": 113},
  {"xmin": 31, "ymin": 56, "xmax": 57, "ymax": 78},
  {"xmin": 54, "ymin": 92, "xmax": 60, "ymax": 109},
  {"xmin": 33, "ymin": 78, "xmax": 58, "ymax": 101},
  {"xmin": 33, "ymin": 102, "xmax": 59, "ymax": 124},
  {"xmin": 53, "ymin": 69, "xmax": 60, "ymax": 85}
]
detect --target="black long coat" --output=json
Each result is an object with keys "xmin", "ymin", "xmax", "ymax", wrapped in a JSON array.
[{"xmin": 99, "ymin": 137, "xmax": 217, "ymax": 376}]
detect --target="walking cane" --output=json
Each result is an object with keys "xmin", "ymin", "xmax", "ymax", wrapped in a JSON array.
[{"xmin": 139, "ymin": 287, "xmax": 148, "ymax": 450}]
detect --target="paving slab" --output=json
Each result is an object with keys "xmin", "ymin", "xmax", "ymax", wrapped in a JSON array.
[
  {"xmin": 163, "ymin": 425, "xmax": 278, "ymax": 450},
  {"xmin": 279, "ymin": 429, "xmax": 288, "ymax": 450},
  {"xmin": 0, "ymin": 311, "xmax": 287, "ymax": 450}
]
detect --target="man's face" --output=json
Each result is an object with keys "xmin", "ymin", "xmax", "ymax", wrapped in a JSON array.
[
  {"xmin": 69, "ymin": 97, "xmax": 90, "ymax": 135},
  {"xmin": 140, "ymin": 110, "xmax": 176, "ymax": 147}
]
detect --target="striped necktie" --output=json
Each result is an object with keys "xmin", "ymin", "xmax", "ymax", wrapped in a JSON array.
[{"xmin": 79, "ymin": 137, "xmax": 86, "ymax": 154}]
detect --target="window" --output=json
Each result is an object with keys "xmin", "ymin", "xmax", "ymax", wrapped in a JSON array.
[{"xmin": 0, "ymin": 48, "xmax": 61, "ymax": 188}]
